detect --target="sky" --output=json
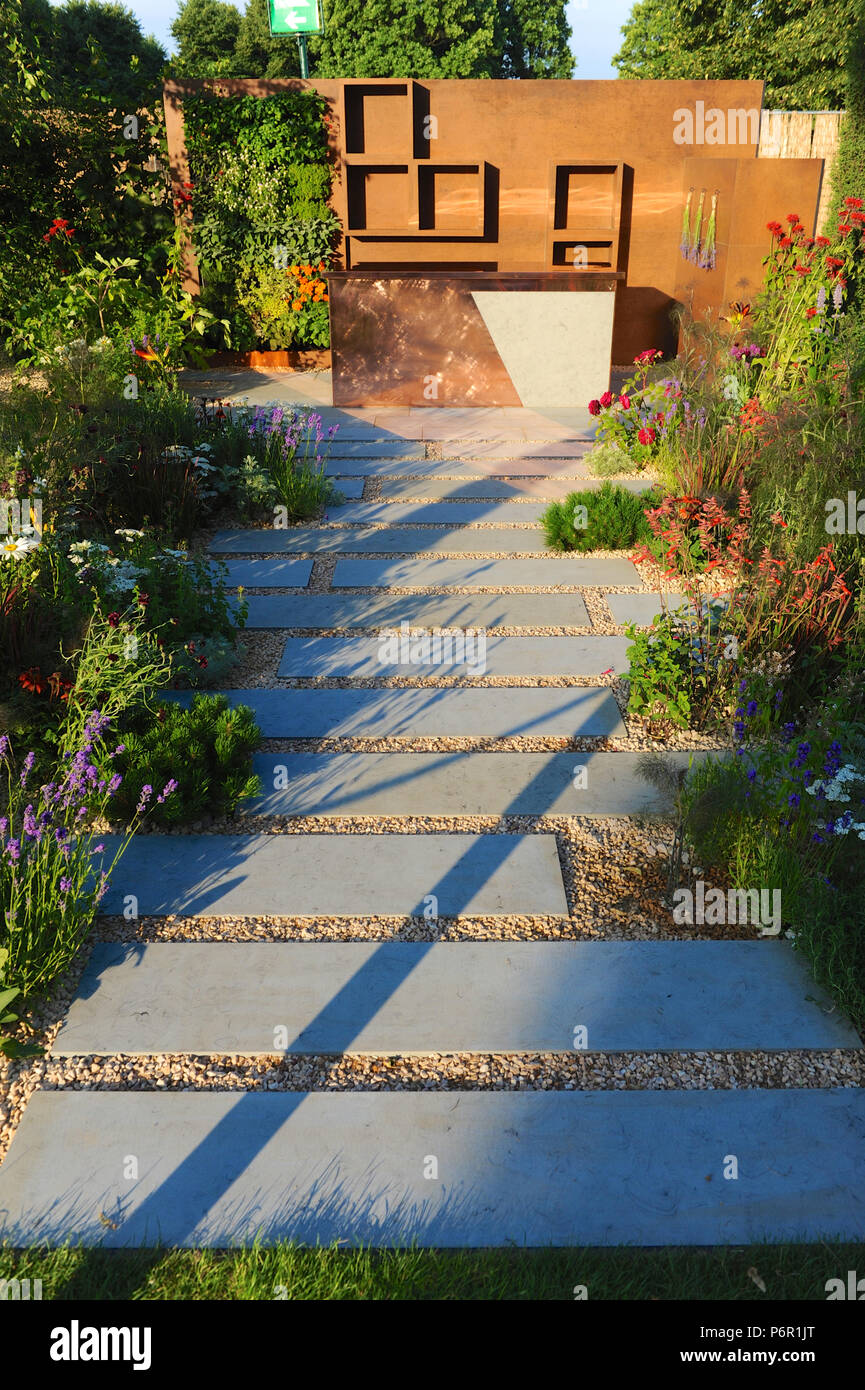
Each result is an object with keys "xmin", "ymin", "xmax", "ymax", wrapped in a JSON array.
[{"xmin": 60, "ymin": 0, "xmax": 637, "ymax": 77}]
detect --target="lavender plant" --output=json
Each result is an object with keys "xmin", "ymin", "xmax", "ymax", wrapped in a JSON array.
[{"xmin": 0, "ymin": 715, "xmax": 177, "ymax": 1005}]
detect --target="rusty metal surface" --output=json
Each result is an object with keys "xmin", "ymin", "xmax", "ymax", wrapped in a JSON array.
[
  {"xmin": 164, "ymin": 77, "xmax": 825, "ymax": 366},
  {"xmin": 328, "ymin": 272, "xmax": 622, "ymax": 407}
]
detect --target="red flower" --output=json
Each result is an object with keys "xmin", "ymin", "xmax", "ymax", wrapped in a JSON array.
[
  {"xmin": 42, "ymin": 217, "xmax": 74, "ymax": 242},
  {"xmin": 134, "ymin": 344, "xmax": 159, "ymax": 362},
  {"xmin": 794, "ymin": 263, "xmax": 811, "ymax": 275},
  {"xmin": 825, "ymin": 256, "xmax": 844, "ymax": 269},
  {"xmin": 637, "ymin": 427, "xmax": 656, "ymax": 446},
  {"xmin": 815, "ymin": 236, "xmax": 831, "ymax": 246},
  {"xmin": 844, "ymin": 196, "xmax": 863, "ymax": 209},
  {"xmin": 599, "ymin": 390, "xmax": 613, "ymax": 408},
  {"xmin": 770, "ymin": 511, "xmax": 788, "ymax": 528},
  {"xmin": 851, "ymin": 212, "xmax": 865, "ymax": 223},
  {"xmin": 786, "ymin": 213, "xmax": 800, "ymax": 224},
  {"xmin": 138, "ymin": 592, "xmax": 150, "ymax": 608},
  {"xmin": 805, "ymin": 307, "xmax": 817, "ymax": 318},
  {"xmin": 619, "ymin": 393, "xmax": 631, "ymax": 409},
  {"xmin": 778, "ymin": 236, "xmax": 793, "ymax": 248},
  {"xmin": 766, "ymin": 221, "xmax": 783, "ymax": 233},
  {"xmin": 634, "ymin": 349, "xmax": 662, "ymax": 363},
  {"xmin": 587, "ymin": 399, "xmax": 601, "ymax": 416},
  {"xmin": 107, "ymin": 611, "xmax": 121, "ymax": 628},
  {"xmin": 839, "ymin": 223, "xmax": 853, "ymax": 236},
  {"xmin": 19, "ymin": 667, "xmax": 46, "ymax": 695}
]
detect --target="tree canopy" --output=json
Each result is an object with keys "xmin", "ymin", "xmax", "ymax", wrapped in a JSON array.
[
  {"xmin": 170, "ymin": 0, "xmax": 574, "ymax": 80},
  {"xmin": 614, "ymin": 0, "xmax": 855, "ymax": 110}
]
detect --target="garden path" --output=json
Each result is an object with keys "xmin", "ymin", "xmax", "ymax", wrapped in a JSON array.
[{"xmin": 0, "ymin": 408, "xmax": 863, "ymax": 1247}]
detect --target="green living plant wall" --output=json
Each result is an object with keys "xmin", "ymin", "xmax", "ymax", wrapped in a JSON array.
[{"xmin": 181, "ymin": 88, "xmax": 340, "ymax": 351}]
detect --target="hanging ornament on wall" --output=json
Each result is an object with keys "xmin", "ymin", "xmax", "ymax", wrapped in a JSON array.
[
  {"xmin": 689, "ymin": 189, "xmax": 705, "ymax": 264},
  {"xmin": 699, "ymin": 190, "xmax": 719, "ymax": 270},
  {"xmin": 680, "ymin": 187, "xmax": 694, "ymax": 259}
]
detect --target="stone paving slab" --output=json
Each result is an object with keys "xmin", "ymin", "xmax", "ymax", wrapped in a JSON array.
[
  {"xmin": 95, "ymin": 833, "xmax": 568, "ymax": 917},
  {"xmin": 605, "ymin": 592, "xmax": 729, "ymax": 626},
  {"xmin": 443, "ymin": 441, "xmax": 592, "ymax": 458},
  {"xmin": 276, "ymin": 634, "xmax": 629, "ymax": 678},
  {"xmin": 54, "ymin": 941, "xmax": 861, "ymax": 1057},
  {"xmin": 324, "ymin": 441, "xmax": 426, "ymax": 457},
  {"xmin": 325, "ymin": 458, "xmax": 593, "ymax": 478},
  {"xmin": 377, "ymin": 477, "xmax": 651, "ymax": 499},
  {"xmin": 328, "ymin": 479, "xmax": 365, "ymax": 500},
  {"xmin": 219, "ymin": 558, "xmax": 313, "ymax": 589},
  {"xmin": 325, "ymin": 502, "xmax": 549, "ymax": 525},
  {"xmin": 242, "ymin": 591, "xmax": 590, "ymax": 628},
  {"xmin": 247, "ymin": 751, "xmax": 693, "ymax": 816},
  {"xmin": 210, "ymin": 527, "xmax": 552, "ymax": 555},
  {"xmin": 606, "ymin": 592, "xmax": 680, "ymax": 625},
  {"xmin": 2, "ymin": 1089, "xmax": 863, "ymax": 1247},
  {"xmin": 333, "ymin": 556, "xmax": 642, "ymax": 588},
  {"xmin": 161, "ymin": 686, "xmax": 625, "ymax": 738}
]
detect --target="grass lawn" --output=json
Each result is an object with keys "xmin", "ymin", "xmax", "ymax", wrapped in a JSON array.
[{"xmin": 3, "ymin": 1242, "xmax": 864, "ymax": 1301}]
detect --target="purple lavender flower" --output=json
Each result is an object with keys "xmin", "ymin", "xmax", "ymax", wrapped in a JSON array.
[
  {"xmin": 0, "ymin": 735, "xmax": 8, "ymax": 759},
  {"xmin": 59, "ymin": 876, "xmax": 72, "ymax": 893},
  {"xmin": 20, "ymin": 750, "xmax": 35, "ymax": 788},
  {"xmin": 5, "ymin": 839, "xmax": 21, "ymax": 861}
]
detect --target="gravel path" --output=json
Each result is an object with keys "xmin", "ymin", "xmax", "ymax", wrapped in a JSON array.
[{"xmin": 1, "ymin": 423, "xmax": 860, "ymax": 1182}]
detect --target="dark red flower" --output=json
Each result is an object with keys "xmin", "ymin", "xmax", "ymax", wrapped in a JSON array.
[
  {"xmin": 107, "ymin": 611, "xmax": 121, "ymax": 628},
  {"xmin": 138, "ymin": 592, "xmax": 150, "ymax": 608},
  {"xmin": 587, "ymin": 399, "xmax": 601, "ymax": 416},
  {"xmin": 599, "ymin": 390, "xmax": 613, "ymax": 408}
]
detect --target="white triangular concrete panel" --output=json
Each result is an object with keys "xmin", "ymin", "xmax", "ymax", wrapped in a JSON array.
[{"xmin": 471, "ymin": 291, "xmax": 616, "ymax": 407}]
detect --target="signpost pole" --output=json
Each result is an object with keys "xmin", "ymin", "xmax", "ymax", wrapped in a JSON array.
[{"xmin": 298, "ymin": 33, "xmax": 309, "ymax": 77}]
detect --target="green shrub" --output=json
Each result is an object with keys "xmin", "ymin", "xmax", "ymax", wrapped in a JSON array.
[
  {"xmin": 541, "ymin": 482, "xmax": 655, "ymax": 552},
  {"xmin": 111, "ymin": 694, "xmax": 261, "ymax": 827}
]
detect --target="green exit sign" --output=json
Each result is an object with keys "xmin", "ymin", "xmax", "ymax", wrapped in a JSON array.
[{"xmin": 268, "ymin": 0, "xmax": 323, "ymax": 34}]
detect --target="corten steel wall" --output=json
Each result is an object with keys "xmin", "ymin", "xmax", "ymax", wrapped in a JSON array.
[{"xmin": 163, "ymin": 78, "xmax": 825, "ymax": 364}]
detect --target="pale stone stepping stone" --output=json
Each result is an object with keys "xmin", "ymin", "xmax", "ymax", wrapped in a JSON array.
[
  {"xmin": 3, "ymin": 1089, "xmax": 864, "ymax": 1247},
  {"xmin": 325, "ymin": 441, "xmax": 425, "ymax": 457},
  {"xmin": 243, "ymin": 591, "xmax": 590, "ymax": 628},
  {"xmin": 607, "ymin": 592, "xmax": 685, "ymax": 625},
  {"xmin": 327, "ymin": 479, "xmax": 365, "ymax": 500},
  {"xmin": 277, "ymin": 634, "xmax": 629, "ymax": 678},
  {"xmin": 161, "ymin": 687, "xmax": 625, "ymax": 738},
  {"xmin": 326, "ymin": 458, "xmax": 593, "ymax": 478},
  {"xmin": 95, "ymin": 833, "xmax": 568, "ymax": 916},
  {"xmin": 326, "ymin": 502, "xmax": 549, "ymax": 525},
  {"xmin": 247, "ymin": 751, "xmax": 693, "ymax": 816},
  {"xmin": 333, "ymin": 556, "xmax": 642, "ymax": 588},
  {"xmin": 219, "ymin": 558, "xmax": 313, "ymax": 589},
  {"xmin": 55, "ymin": 941, "xmax": 862, "ymax": 1057},
  {"xmin": 378, "ymin": 477, "xmax": 650, "ymax": 499},
  {"xmin": 606, "ymin": 592, "xmax": 730, "ymax": 626},
  {"xmin": 210, "ymin": 527, "xmax": 551, "ymax": 555},
  {"xmin": 444, "ymin": 441, "xmax": 591, "ymax": 459}
]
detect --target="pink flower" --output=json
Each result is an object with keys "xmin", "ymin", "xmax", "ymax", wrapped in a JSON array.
[{"xmin": 619, "ymin": 394, "xmax": 631, "ymax": 409}]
